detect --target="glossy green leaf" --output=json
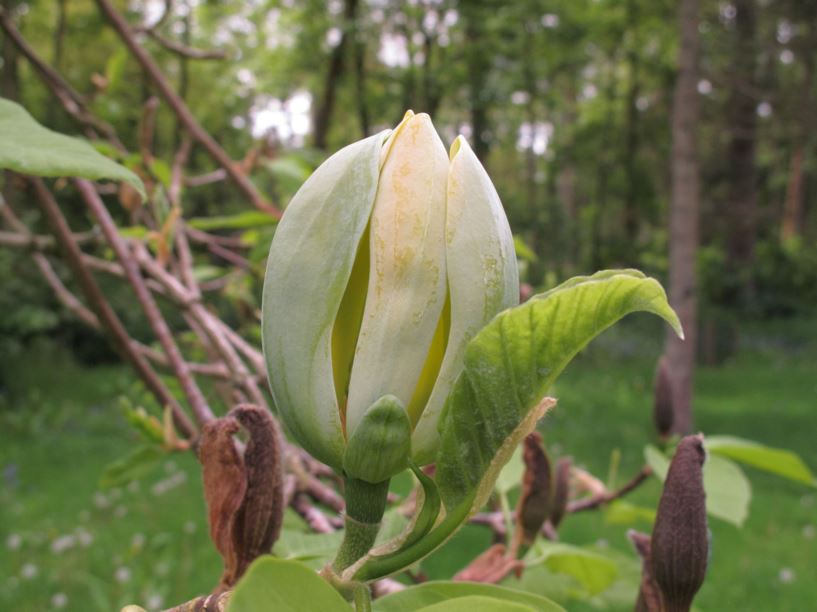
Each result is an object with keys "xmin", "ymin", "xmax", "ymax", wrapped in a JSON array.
[
  {"xmin": 227, "ymin": 557, "xmax": 350, "ymax": 612},
  {"xmin": 0, "ymin": 98, "xmax": 145, "ymax": 199},
  {"xmin": 188, "ymin": 210, "xmax": 277, "ymax": 231},
  {"xmin": 372, "ymin": 581, "xmax": 564, "ymax": 612},
  {"xmin": 705, "ymin": 435, "xmax": 817, "ymax": 487},
  {"xmin": 494, "ymin": 444, "xmax": 525, "ymax": 495},
  {"xmin": 274, "ymin": 531, "xmax": 345, "ymax": 570},
  {"xmin": 399, "ymin": 462, "xmax": 442, "ymax": 550},
  {"xmin": 436, "ymin": 271, "xmax": 682, "ymax": 516},
  {"xmin": 527, "ymin": 541, "xmax": 618, "ymax": 596},
  {"xmin": 645, "ymin": 443, "xmax": 751, "ymax": 526}
]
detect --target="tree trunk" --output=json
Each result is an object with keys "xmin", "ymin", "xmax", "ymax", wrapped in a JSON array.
[
  {"xmin": 663, "ymin": 0, "xmax": 700, "ymax": 435},
  {"xmin": 313, "ymin": 0, "xmax": 359, "ymax": 150},
  {"xmin": 622, "ymin": 0, "xmax": 641, "ymax": 265},
  {"xmin": 724, "ymin": 0, "xmax": 758, "ymax": 303},
  {"xmin": 462, "ymin": 5, "xmax": 490, "ymax": 161}
]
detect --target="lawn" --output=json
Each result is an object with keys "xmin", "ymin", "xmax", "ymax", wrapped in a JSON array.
[{"xmin": 1, "ymin": 317, "xmax": 815, "ymax": 611}]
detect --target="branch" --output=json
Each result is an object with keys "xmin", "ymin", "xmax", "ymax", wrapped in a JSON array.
[
  {"xmin": 146, "ymin": 30, "xmax": 229, "ymax": 60},
  {"xmin": 75, "ymin": 178, "xmax": 214, "ymax": 426},
  {"xmin": 0, "ymin": 7, "xmax": 125, "ymax": 150},
  {"xmin": 567, "ymin": 465, "xmax": 653, "ymax": 514},
  {"xmin": 28, "ymin": 178, "xmax": 196, "ymax": 438},
  {"xmin": 93, "ymin": 0, "xmax": 281, "ymax": 218}
]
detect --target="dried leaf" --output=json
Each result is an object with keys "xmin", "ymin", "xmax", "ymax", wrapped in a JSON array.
[
  {"xmin": 453, "ymin": 544, "xmax": 523, "ymax": 584},
  {"xmin": 549, "ymin": 457, "xmax": 572, "ymax": 529},
  {"xmin": 511, "ymin": 432, "xmax": 553, "ymax": 554},
  {"xmin": 229, "ymin": 404, "xmax": 285, "ymax": 579},
  {"xmin": 199, "ymin": 417, "xmax": 247, "ymax": 590}
]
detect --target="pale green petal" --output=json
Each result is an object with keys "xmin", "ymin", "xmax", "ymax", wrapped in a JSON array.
[
  {"xmin": 262, "ymin": 131, "xmax": 388, "ymax": 470},
  {"xmin": 346, "ymin": 114, "xmax": 449, "ymax": 436},
  {"xmin": 412, "ymin": 136, "xmax": 519, "ymax": 465}
]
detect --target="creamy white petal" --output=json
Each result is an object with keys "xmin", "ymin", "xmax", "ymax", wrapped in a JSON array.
[
  {"xmin": 411, "ymin": 136, "xmax": 519, "ymax": 465},
  {"xmin": 346, "ymin": 113, "xmax": 449, "ymax": 436},
  {"xmin": 262, "ymin": 131, "xmax": 387, "ymax": 470}
]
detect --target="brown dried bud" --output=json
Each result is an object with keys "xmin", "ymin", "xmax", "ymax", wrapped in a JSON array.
[
  {"xmin": 653, "ymin": 357, "xmax": 674, "ymax": 439},
  {"xmin": 228, "ymin": 404, "xmax": 285, "ymax": 579},
  {"xmin": 650, "ymin": 435, "xmax": 708, "ymax": 612},
  {"xmin": 199, "ymin": 405, "xmax": 284, "ymax": 593},
  {"xmin": 511, "ymin": 432, "xmax": 553, "ymax": 554},
  {"xmin": 548, "ymin": 456, "xmax": 572, "ymax": 530}
]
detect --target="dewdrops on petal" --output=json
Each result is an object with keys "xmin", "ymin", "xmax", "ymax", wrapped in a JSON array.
[
  {"xmin": 20, "ymin": 563, "xmax": 38, "ymax": 579},
  {"xmin": 51, "ymin": 593, "xmax": 68, "ymax": 609},
  {"xmin": 115, "ymin": 566, "xmax": 132, "ymax": 583}
]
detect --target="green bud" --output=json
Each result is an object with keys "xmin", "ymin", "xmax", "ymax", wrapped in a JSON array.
[
  {"xmin": 343, "ymin": 395, "xmax": 411, "ymax": 484},
  {"xmin": 262, "ymin": 111, "xmax": 518, "ymax": 476}
]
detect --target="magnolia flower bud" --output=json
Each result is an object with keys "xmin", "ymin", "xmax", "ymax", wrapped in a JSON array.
[
  {"xmin": 653, "ymin": 356, "xmax": 674, "ymax": 439},
  {"xmin": 650, "ymin": 435, "xmax": 709, "ymax": 612},
  {"xmin": 263, "ymin": 111, "xmax": 518, "ymax": 479}
]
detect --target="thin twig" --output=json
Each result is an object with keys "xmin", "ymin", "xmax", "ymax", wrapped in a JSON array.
[
  {"xmin": 29, "ymin": 177, "xmax": 196, "ymax": 437},
  {"xmin": 75, "ymin": 178, "xmax": 214, "ymax": 426},
  {"xmin": 567, "ymin": 465, "xmax": 653, "ymax": 514},
  {"xmin": 93, "ymin": 0, "xmax": 280, "ymax": 218}
]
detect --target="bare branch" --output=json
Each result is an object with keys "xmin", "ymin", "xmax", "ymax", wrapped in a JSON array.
[
  {"xmin": 75, "ymin": 178, "xmax": 214, "ymax": 426},
  {"xmin": 29, "ymin": 177, "xmax": 196, "ymax": 437},
  {"xmin": 93, "ymin": 0, "xmax": 281, "ymax": 218}
]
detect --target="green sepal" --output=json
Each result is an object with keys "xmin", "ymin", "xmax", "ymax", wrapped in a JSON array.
[
  {"xmin": 343, "ymin": 395, "xmax": 411, "ymax": 484},
  {"xmin": 398, "ymin": 462, "xmax": 442, "ymax": 550}
]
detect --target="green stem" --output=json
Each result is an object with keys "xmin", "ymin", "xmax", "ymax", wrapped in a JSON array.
[
  {"xmin": 353, "ymin": 493, "xmax": 475, "ymax": 582},
  {"xmin": 353, "ymin": 584, "xmax": 372, "ymax": 612},
  {"xmin": 332, "ymin": 476, "xmax": 390, "ymax": 572}
]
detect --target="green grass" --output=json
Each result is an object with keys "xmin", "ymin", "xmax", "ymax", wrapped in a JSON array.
[{"xmin": 1, "ymin": 319, "xmax": 815, "ymax": 611}]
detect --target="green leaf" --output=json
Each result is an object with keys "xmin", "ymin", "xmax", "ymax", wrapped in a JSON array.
[
  {"xmin": 0, "ymin": 98, "xmax": 145, "ymax": 199},
  {"xmin": 99, "ymin": 445, "xmax": 163, "ymax": 489},
  {"xmin": 228, "ymin": 557, "xmax": 350, "ymax": 612},
  {"xmin": 436, "ymin": 271, "xmax": 682, "ymax": 515},
  {"xmin": 359, "ymin": 271, "xmax": 680, "ymax": 581},
  {"xmin": 494, "ymin": 444, "xmax": 524, "ymax": 495},
  {"xmin": 645, "ymin": 443, "xmax": 751, "ymax": 526},
  {"xmin": 643, "ymin": 444, "xmax": 669, "ymax": 479},
  {"xmin": 188, "ymin": 210, "xmax": 278, "ymax": 231},
  {"xmin": 705, "ymin": 435, "xmax": 817, "ymax": 487},
  {"xmin": 603, "ymin": 500, "xmax": 656, "ymax": 526},
  {"xmin": 527, "ymin": 541, "xmax": 618, "ymax": 596},
  {"xmin": 274, "ymin": 531, "xmax": 345, "ymax": 569},
  {"xmin": 372, "ymin": 582, "xmax": 564, "ymax": 612},
  {"xmin": 513, "ymin": 235, "xmax": 538, "ymax": 262},
  {"xmin": 702, "ymin": 453, "xmax": 751, "ymax": 527},
  {"xmin": 417, "ymin": 596, "xmax": 535, "ymax": 612},
  {"xmin": 399, "ymin": 462, "xmax": 442, "ymax": 550}
]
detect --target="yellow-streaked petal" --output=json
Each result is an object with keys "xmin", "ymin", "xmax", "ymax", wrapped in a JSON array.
[
  {"xmin": 412, "ymin": 136, "xmax": 520, "ymax": 465},
  {"xmin": 346, "ymin": 113, "xmax": 449, "ymax": 437},
  {"xmin": 262, "ymin": 131, "xmax": 387, "ymax": 470}
]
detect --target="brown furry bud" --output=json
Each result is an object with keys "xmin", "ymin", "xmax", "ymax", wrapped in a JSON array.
[
  {"xmin": 653, "ymin": 357, "xmax": 674, "ymax": 439},
  {"xmin": 511, "ymin": 432, "xmax": 553, "ymax": 553},
  {"xmin": 548, "ymin": 456, "xmax": 572, "ymax": 530},
  {"xmin": 650, "ymin": 435, "xmax": 708, "ymax": 612},
  {"xmin": 628, "ymin": 530, "xmax": 662, "ymax": 612}
]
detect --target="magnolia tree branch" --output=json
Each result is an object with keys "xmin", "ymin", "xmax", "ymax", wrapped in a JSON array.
[
  {"xmin": 28, "ymin": 178, "xmax": 197, "ymax": 437},
  {"xmin": 93, "ymin": 0, "xmax": 281, "ymax": 218}
]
